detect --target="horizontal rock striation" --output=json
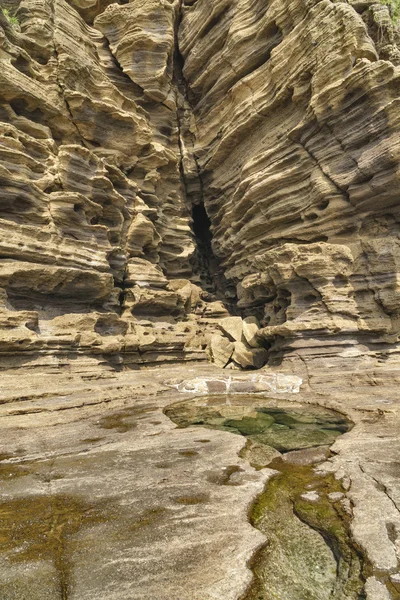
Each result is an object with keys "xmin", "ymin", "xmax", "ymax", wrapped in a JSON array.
[
  {"xmin": 179, "ymin": 0, "xmax": 400, "ymax": 375},
  {"xmin": 1, "ymin": 0, "xmax": 400, "ymax": 378},
  {"xmin": 0, "ymin": 0, "xmax": 226, "ymax": 370},
  {"xmin": 1, "ymin": 4, "xmax": 400, "ymax": 599}
]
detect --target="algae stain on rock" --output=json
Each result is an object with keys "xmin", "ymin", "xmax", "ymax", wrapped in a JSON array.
[
  {"xmin": 0, "ymin": 493, "xmax": 111, "ymax": 599},
  {"xmin": 243, "ymin": 459, "xmax": 368, "ymax": 600},
  {"xmin": 165, "ymin": 395, "xmax": 367, "ymax": 599}
]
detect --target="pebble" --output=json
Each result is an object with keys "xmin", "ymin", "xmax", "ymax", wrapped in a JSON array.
[{"xmin": 301, "ymin": 491, "xmax": 320, "ymax": 502}]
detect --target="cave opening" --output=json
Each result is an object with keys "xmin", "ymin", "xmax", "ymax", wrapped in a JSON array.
[
  {"xmin": 192, "ymin": 202, "xmax": 212, "ymax": 246},
  {"xmin": 190, "ymin": 201, "xmax": 234, "ymax": 305},
  {"xmin": 191, "ymin": 202, "xmax": 218, "ymax": 294}
]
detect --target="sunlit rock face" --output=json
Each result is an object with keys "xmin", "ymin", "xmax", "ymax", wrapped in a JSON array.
[
  {"xmin": 0, "ymin": 0, "xmax": 212, "ymax": 370},
  {"xmin": 179, "ymin": 0, "xmax": 400, "ymax": 373},
  {"xmin": 0, "ymin": 0, "xmax": 400, "ymax": 375}
]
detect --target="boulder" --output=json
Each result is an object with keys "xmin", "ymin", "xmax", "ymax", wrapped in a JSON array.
[
  {"xmin": 219, "ymin": 317, "xmax": 244, "ymax": 342},
  {"xmin": 209, "ymin": 334, "xmax": 234, "ymax": 368},
  {"xmin": 232, "ymin": 342, "xmax": 268, "ymax": 369},
  {"xmin": 242, "ymin": 316, "xmax": 261, "ymax": 348}
]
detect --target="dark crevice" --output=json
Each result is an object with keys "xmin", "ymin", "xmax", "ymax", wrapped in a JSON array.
[
  {"xmin": 174, "ymin": 2, "xmax": 232, "ymax": 304},
  {"xmin": 191, "ymin": 202, "xmax": 219, "ymax": 293}
]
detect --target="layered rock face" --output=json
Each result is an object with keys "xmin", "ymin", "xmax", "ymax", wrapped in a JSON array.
[
  {"xmin": 179, "ymin": 0, "xmax": 400, "ymax": 375},
  {"xmin": 0, "ymin": 0, "xmax": 217, "ymax": 370},
  {"xmin": 1, "ymin": 0, "xmax": 400, "ymax": 374}
]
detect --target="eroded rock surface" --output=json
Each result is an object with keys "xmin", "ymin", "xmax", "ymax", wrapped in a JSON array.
[
  {"xmin": 0, "ymin": 363, "xmax": 400, "ymax": 599},
  {"xmin": 1, "ymin": 0, "xmax": 400, "ymax": 375},
  {"xmin": 1, "ymin": 0, "xmax": 400, "ymax": 376},
  {"xmin": 179, "ymin": 0, "xmax": 400, "ymax": 376},
  {"xmin": 1, "ymin": 1, "xmax": 400, "ymax": 599},
  {"xmin": 0, "ymin": 0, "xmax": 223, "ymax": 370}
]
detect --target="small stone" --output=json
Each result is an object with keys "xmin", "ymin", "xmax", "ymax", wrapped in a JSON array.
[
  {"xmin": 364, "ymin": 576, "xmax": 391, "ymax": 599},
  {"xmin": 219, "ymin": 317, "xmax": 244, "ymax": 342},
  {"xmin": 207, "ymin": 380, "xmax": 228, "ymax": 393},
  {"xmin": 327, "ymin": 492, "xmax": 344, "ymax": 502},
  {"xmin": 229, "ymin": 382, "xmax": 257, "ymax": 393},
  {"xmin": 283, "ymin": 446, "xmax": 330, "ymax": 466},
  {"xmin": 300, "ymin": 491, "xmax": 320, "ymax": 502},
  {"xmin": 341, "ymin": 476, "xmax": 351, "ymax": 491},
  {"xmin": 225, "ymin": 361, "xmax": 241, "ymax": 370},
  {"xmin": 242, "ymin": 316, "xmax": 261, "ymax": 348}
]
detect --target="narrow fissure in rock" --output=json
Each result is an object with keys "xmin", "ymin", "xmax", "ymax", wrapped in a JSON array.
[
  {"xmin": 191, "ymin": 202, "xmax": 220, "ymax": 294},
  {"xmin": 172, "ymin": 1, "xmax": 230, "ymax": 304}
]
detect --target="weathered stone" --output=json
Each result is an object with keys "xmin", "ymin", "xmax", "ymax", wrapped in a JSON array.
[
  {"xmin": 95, "ymin": 0, "xmax": 177, "ymax": 104},
  {"xmin": 242, "ymin": 316, "xmax": 261, "ymax": 348},
  {"xmin": 364, "ymin": 576, "xmax": 392, "ymax": 600},
  {"xmin": 125, "ymin": 258, "xmax": 168, "ymax": 289},
  {"xmin": 219, "ymin": 316, "xmax": 244, "ymax": 342},
  {"xmin": 232, "ymin": 342, "xmax": 268, "ymax": 369},
  {"xmin": 179, "ymin": 0, "xmax": 400, "ymax": 371},
  {"xmin": 0, "ymin": 0, "xmax": 207, "ymax": 368},
  {"xmin": 208, "ymin": 334, "xmax": 234, "ymax": 368}
]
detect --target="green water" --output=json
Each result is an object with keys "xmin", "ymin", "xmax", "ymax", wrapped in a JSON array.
[
  {"xmin": 164, "ymin": 396, "xmax": 351, "ymax": 453},
  {"xmin": 165, "ymin": 395, "xmax": 371, "ymax": 600}
]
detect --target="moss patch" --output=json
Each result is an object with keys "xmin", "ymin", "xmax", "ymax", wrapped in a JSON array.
[
  {"xmin": 244, "ymin": 459, "xmax": 369, "ymax": 600},
  {"xmin": 0, "ymin": 494, "xmax": 111, "ymax": 599}
]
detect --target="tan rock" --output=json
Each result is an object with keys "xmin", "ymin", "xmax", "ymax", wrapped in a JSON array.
[
  {"xmin": 209, "ymin": 334, "xmax": 234, "ymax": 368},
  {"xmin": 95, "ymin": 0, "xmax": 177, "ymax": 104},
  {"xmin": 232, "ymin": 342, "xmax": 268, "ymax": 369},
  {"xmin": 125, "ymin": 258, "xmax": 168, "ymax": 289},
  {"xmin": 219, "ymin": 317, "xmax": 244, "ymax": 342},
  {"xmin": 203, "ymin": 301, "xmax": 230, "ymax": 319},
  {"xmin": 242, "ymin": 316, "xmax": 261, "ymax": 348},
  {"xmin": 364, "ymin": 576, "xmax": 392, "ymax": 600}
]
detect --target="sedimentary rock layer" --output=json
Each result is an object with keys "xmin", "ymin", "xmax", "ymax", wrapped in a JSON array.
[
  {"xmin": 0, "ymin": 0, "xmax": 218, "ymax": 369},
  {"xmin": 1, "ymin": 0, "xmax": 400, "ymax": 374},
  {"xmin": 179, "ymin": 0, "xmax": 400, "ymax": 371}
]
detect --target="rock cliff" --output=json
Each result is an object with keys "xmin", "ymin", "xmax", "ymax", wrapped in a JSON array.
[
  {"xmin": 0, "ymin": 0, "xmax": 400, "ymax": 376},
  {"xmin": 179, "ymin": 0, "xmax": 400, "ymax": 378},
  {"xmin": 1, "ymin": 3, "xmax": 400, "ymax": 599}
]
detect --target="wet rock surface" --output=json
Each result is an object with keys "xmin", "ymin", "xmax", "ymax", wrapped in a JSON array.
[
  {"xmin": 0, "ymin": 363, "xmax": 399, "ymax": 599},
  {"xmin": 164, "ymin": 395, "xmax": 351, "ymax": 452},
  {"xmin": 165, "ymin": 394, "xmax": 364, "ymax": 599},
  {"xmin": 0, "ymin": 367, "xmax": 269, "ymax": 600}
]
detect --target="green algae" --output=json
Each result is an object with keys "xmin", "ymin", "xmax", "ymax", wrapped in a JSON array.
[
  {"xmin": 128, "ymin": 507, "xmax": 168, "ymax": 532},
  {"xmin": 174, "ymin": 494, "xmax": 209, "ymax": 505},
  {"xmin": 97, "ymin": 405, "xmax": 155, "ymax": 433},
  {"xmin": 97, "ymin": 410, "xmax": 138, "ymax": 433},
  {"xmin": 178, "ymin": 450, "xmax": 199, "ymax": 457},
  {"xmin": 165, "ymin": 395, "xmax": 370, "ymax": 599},
  {"xmin": 207, "ymin": 464, "xmax": 243, "ymax": 485},
  {"xmin": 0, "ymin": 493, "xmax": 111, "ymax": 599},
  {"xmin": 0, "ymin": 460, "xmax": 32, "ymax": 480},
  {"xmin": 224, "ymin": 413, "xmax": 275, "ymax": 435},
  {"xmin": 165, "ymin": 396, "xmax": 351, "ymax": 453},
  {"xmin": 244, "ymin": 459, "xmax": 368, "ymax": 600}
]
